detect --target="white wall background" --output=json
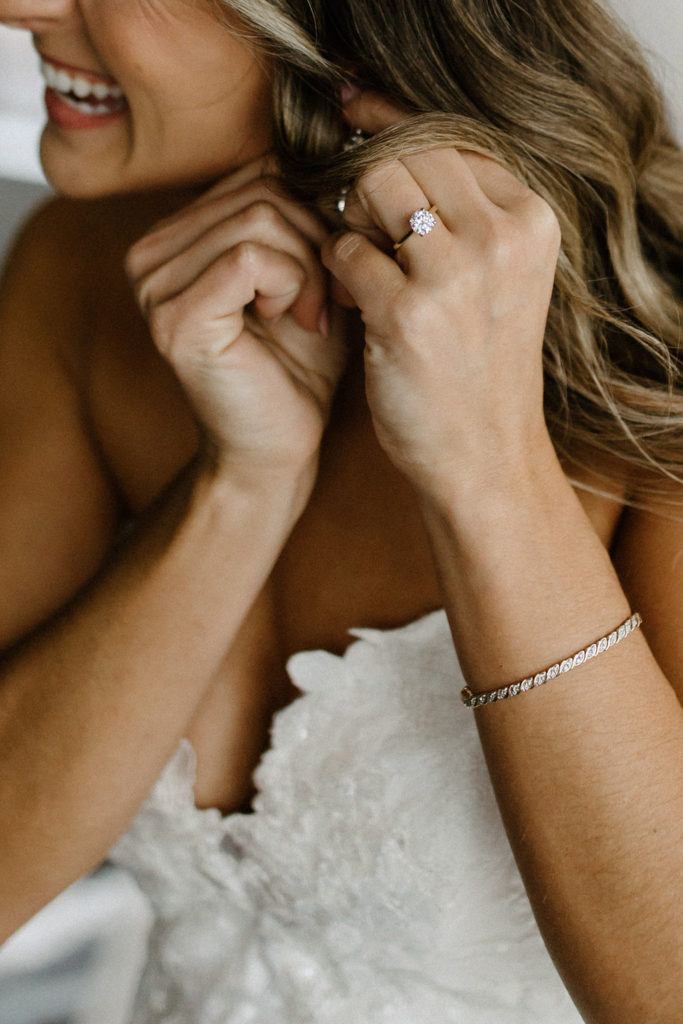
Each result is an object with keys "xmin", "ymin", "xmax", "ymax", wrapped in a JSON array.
[
  {"xmin": 0, "ymin": 26, "xmax": 45, "ymax": 182},
  {"xmin": 611, "ymin": 0, "xmax": 683, "ymax": 139}
]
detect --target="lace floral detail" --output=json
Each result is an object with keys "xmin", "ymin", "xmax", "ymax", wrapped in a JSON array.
[{"xmin": 110, "ymin": 611, "xmax": 581, "ymax": 1023}]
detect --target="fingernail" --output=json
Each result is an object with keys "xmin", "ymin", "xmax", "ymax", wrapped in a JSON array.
[
  {"xmin": 339, "ymin": 82, "xmax": 360, "ymax": 105},
  {"xmin": 318, "ymin": 307, "xmax": 329, "ymax": 337}
]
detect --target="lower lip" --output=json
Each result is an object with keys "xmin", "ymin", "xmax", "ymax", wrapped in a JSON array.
[{"xmin": 44, "ymin": 88, "xmax": 128, "ymax": 130}]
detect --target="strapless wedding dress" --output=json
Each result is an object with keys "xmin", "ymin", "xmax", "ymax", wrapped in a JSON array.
[{"xmin": 109, "ymin": 610, "xmax": 583, "ymax": 1023}]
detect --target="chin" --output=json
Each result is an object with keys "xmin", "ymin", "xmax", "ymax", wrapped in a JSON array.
[
  {"xmin": 40, "ymin": 131, "xmax": 121, "ymax": 198},
  {"xmin": 40, "ymin": 141, "xmax": 236, "ymax": 201}
]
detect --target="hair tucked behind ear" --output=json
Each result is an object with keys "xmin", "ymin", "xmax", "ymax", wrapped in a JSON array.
[{"xmin": 219, "ymin": 0, "xmax": 683, "ymax": 508}]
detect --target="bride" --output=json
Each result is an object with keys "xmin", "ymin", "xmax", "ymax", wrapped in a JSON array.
[{"xmin": 0, "ymin": 0, "xmax": 681, "ymax": 1021}]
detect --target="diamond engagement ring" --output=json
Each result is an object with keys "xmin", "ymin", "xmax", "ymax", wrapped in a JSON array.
[{"xmin": 393, "ymin": 205, "xmax": 439, "ymax": 251}]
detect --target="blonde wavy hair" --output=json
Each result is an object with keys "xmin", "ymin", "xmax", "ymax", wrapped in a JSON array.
[{"xmin": 218, "ymin": 0, "xmax": 683, "ymax": 506}]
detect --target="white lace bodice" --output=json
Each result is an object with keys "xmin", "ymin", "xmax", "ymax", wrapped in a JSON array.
[{"xmin": 109, "ymin": 611, "xmax": 582, "ymax": 1023}]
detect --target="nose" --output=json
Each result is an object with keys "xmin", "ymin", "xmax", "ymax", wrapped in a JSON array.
[{"xmin": 0, "ymin": 1, "xmax": 75, "ymax": 29}]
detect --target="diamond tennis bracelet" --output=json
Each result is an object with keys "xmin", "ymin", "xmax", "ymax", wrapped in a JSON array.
[{"xmin": 461, "ymin": 612, "xmax": 642, "ymax": 709}]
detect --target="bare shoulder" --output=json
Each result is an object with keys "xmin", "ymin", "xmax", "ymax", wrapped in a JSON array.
[
  {"xmin": 2, "ymin": 190, "xmax": 177, "ymax": 305},
  {"xmin": 2, "ymin": 195, "xmax": 121, "ymax": 367},
  {"xmin": 0, "ymin": 189, "xmax": 191, "ymax": 382},
  {"xmin": 1, "ymin": 196, "xmax": 92, "ymax": 322},
  {"xmin": 0, "ymin": 197, "xmax": 127, "ymax": 649},
  {"xmin": 0, "ymin": 189, "xmax": 195, "ymax": 649},
  {"xmin": 3, "ymin": 189, "xmax": 183, "ymax": 259}
]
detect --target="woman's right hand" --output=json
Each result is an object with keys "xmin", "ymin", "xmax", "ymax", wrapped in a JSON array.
[{"xmin": 126, "ymin": 159, "xmax": 346, "ymax": 487}]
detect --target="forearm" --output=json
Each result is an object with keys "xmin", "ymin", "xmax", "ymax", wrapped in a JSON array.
[
  {"xmin": 419, "ymin": 441, "xmax": 683, "ymax": 1023},
  {"xmin": 0, "ymin": 456, "xmax": 310, "ymax": 939}
]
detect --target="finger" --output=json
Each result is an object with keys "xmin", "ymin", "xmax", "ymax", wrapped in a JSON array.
[
  {"xmin": 194, "ymin": 154, "xmax": 280, "ymax": 204},
  {"xmin": 152, "ymin": 242, "xmax": 315, "ymax": 361},
  {"xmin": 196, "ymin": 176, "xmax": 329, "ymax": 248},
  {"xmin": 400, "ymin": 148, "xmax": 554, "ymax": 254},
  {"xmin": 128, "ymin": 177, "xmax": 328, "ymax": 281},
  {"xmin": 339, "ymin": 188, "xmax": 392, "ymax": 253},
  {"xmin": 321, "ymin": 231, "xmax": 404, "ymax": 317},
  {"xmin": 351, "ymin": 159, "xmax": 452, "ymax": 276},
  {"xmin": 135, "ymin": 155, "xmax": 276, "ymax": 249},
  {"xmin": 136, "ymin": 203, "xmax": 327, "ymax": 334},
  {"xmin": 458, "ymin": 151, "xmax": 532, "ymax": 211},
  {"xmin": 342, "ymin": 91, "xmax": 411, "ymax": 133},
  {"xmin": 329, "ymin": 277, "xmax": 358, "ymax": 309},
  {"xmin": 399, "ymin": 148, "xmax": 497, "ymax": 235}
]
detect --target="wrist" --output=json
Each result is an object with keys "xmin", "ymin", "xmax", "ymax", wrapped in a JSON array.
[
  {"xmin": 415, "ymin": 429, "xmax": 564, "ymax": 529},
  {"xmin": 194, "ymin": 446, "xmax": 319, "ymax": 528}
]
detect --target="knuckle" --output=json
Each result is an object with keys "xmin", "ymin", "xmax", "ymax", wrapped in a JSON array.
[
  {"xmin": 243, "ymin": 199, "xmax": 280, "ymax": 230},
  {"xmin": 391, "ymin": 288, "xmax": 434, "ymax": 338},
  {"xmin": 488, "ymin": 198, "xmax": 560, "ymax": 270},
  {"xmin": 133, "ymin": 264, "xmax": 165, "ymax": 318},
  {"xmin": 490, "ymin": 223, "xmax": 520, "ymax": 265},
  {"xmin": 232, "ymin": 240, "xmax": 261, "ymax": 273},
  {"xmin": 124, "ymin": 240, "xmax": 148, "ymax": 281},
  {"xmin": 477, "ymin": 207, "xmax": 516, "ymax": 260},
  {"xmin": 134, "ymin": 277, "xmax": 153, "ymax": 316},
  {"xmin": 478, "ymin": 205, "xmax": 507, "ymax": 244},
  {"xmin": 531, "ymin": 195, "xmax": 562, "ymax": 245},
  {"xmin": 149, "ymin": 296, "xmax": 195, "ymax": 365},
  {"xmin": 148, "ymin": 301, "xmax": 176, "ymax": 351},
  {"xmin": 515, "ymin": 194, "xmax": 562, "ymax": 262}
]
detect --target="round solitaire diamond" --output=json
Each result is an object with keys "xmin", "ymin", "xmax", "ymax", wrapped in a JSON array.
[{"xmin": 409, "ymin": 208, "xmax": 437, "ymax": 236}]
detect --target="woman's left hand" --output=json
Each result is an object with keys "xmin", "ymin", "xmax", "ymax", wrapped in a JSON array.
[{"xmin": 322, "ymin": 93, "xmax": 562, "ymax": 502}]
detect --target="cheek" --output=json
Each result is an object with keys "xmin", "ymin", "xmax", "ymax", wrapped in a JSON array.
[
  {"xmin": 50, "ymin": 0, "xmax": 273, "ymax": 191},
  {"xmin": 96, "ymin": 8, "xmax": 270, "ymax": 130}
]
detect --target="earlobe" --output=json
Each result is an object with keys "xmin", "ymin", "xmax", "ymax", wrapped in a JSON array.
[
  {"xmin": 339, "ymin": 82, "xmax": 360, "ymax": 105},
  {"xmin": 341, "ymin": 91, "xmax": 411, "ymax": 133}
]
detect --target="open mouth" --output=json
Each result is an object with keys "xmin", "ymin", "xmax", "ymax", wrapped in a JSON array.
[{"xmin": 40, "ymin": 57, "xmax": 128, "ymax": 116}]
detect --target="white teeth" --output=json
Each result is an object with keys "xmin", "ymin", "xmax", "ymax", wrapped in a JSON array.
[
  {"xmin": 55, "ymin": 70, "xmax": 72, "ymax": 92},
  {"xmin": 41, "ymin": 61, "xmax": 56, "ymax": 87},
  {"xmin": 72, "ymin": 77, "xmax": 91, "ymax": 98},
  {"xmin": 60, "ymin": 95, "xmax": 114, "ymax": 115},
  {"xmin": 92, "ymin": 81, "xmax": 122, "ymax": 99},
  {"xmin": 40, "ymin": 58, "xmax": 125, "ymax": 103}
]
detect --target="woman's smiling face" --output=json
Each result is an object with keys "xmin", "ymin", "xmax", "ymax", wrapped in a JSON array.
[{"xmin": 0, "ymin": 0, "xmax": 273, "ymax": 196}]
